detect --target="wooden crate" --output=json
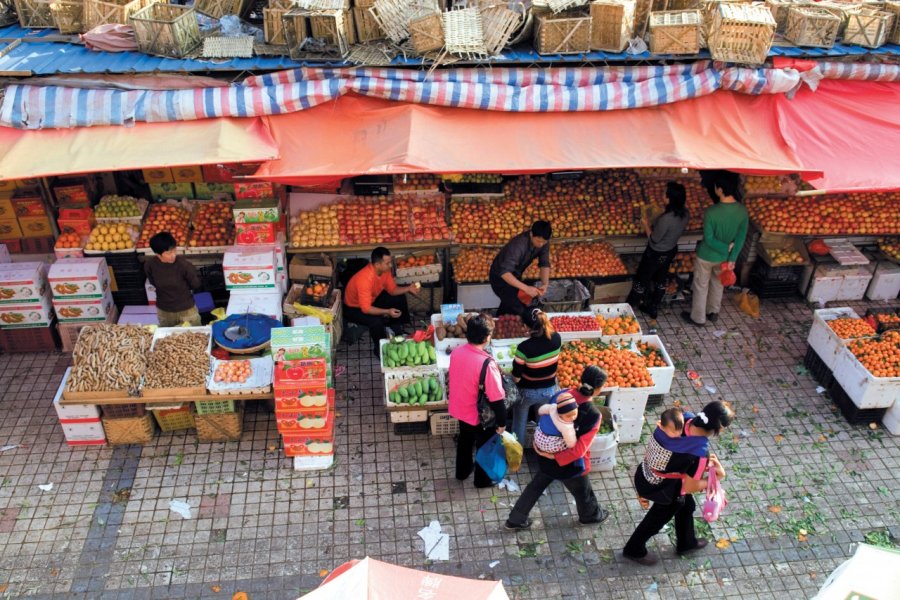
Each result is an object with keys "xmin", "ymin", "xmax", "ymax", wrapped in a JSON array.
[
  {"xmin": 50, "ymin": 0, "xmax": 86, "ymax": 33},
  {"xmin": 707, "ymin": 2, "xmax": 775, "ymax": 64},
  {"xmin": 264, "ymin": 5, "xmax": 291, "ymax": 44},
  {"xmin": 310, "ymin": 7, "xmax": 355, "ymax": 44},
  {"xmin": 284, "ymin": 8, "xmax": 350, "ymax": 57},
  {"xmin": 590, "ymin": 0, "xmax": 634, "ymax": 51},
  {"xmin": 817, "ymin": 1, "xmax": 861, "ymax": 36},
  {"xmin": 784, "ymin": 5, "xmax": 840, "ymax": 47},
  {"xmin": 533, "ymin": 9, "xmax": 592, "ymax": 54},
  {"xmin": 131, "ymin": 3, "xmax": 201, "ymax": 58},
  {"xmin": 84, "ymin": 0, "xmax": 145, "ymax": 28},
  {"xmin": 409, "ymin": 10, "xmax": 443, "ymax": 53},
  {"xmin": 193, "ymin": 0, "xmax": 240, "ymax": 18},
  {"xmin": 648, "ymin": 9, "xmax": 701, "ymax": 54},
  {"xmin": 888, "ymin": 1, "xmax": 900, "ymax": 44},
  {"xmin": 14, "ymin": 0, "xmax": 55, "ymax": 27},
  {"xmin": 352, "ymin": 5, "xmax": 383, "ymax": 39},
  {"xmin": 765, "ymin": 0, "xmax": 807, "ymax": 33},
  {"xmin": 842, "ymin": 7, "xmax": 894, "ymax": 47},
  {"xmin": 481, "ymin": 5, "xmax": 521, "ymax": 55}
]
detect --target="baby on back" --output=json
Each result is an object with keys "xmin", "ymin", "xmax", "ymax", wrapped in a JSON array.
[{"xmin": 533, "ymin": 392, "xmax": 581, "ymax": 467}]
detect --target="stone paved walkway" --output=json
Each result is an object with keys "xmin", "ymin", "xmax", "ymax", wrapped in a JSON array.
[{"xmin": 1, "ymin": 296, "xmax": 898, "ymax": 599}]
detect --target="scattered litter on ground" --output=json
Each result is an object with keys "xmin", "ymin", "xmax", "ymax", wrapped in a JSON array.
[
  {"xmin": 38, "ymin": 483, "xmax": 54, "ymax": 492},
  {"xmin": 498, "ymin": 478, "xmax": 520, "ymax": 492},
  {"xmin": 417, "ymin": 520, "xmax": 449, "ymax": 560},
  {"xmin": 489, "ymin": 561, "xmax": 500, "ymax": 568},
  {"xmin": 0, "ymin": 445, "xmax": 19, "ymax": 452},
  {"xmin": 169, "ymin": 499, "xmax": 192, "ymax": 519}
]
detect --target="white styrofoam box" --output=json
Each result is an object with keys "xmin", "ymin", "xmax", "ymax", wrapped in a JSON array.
[
  {"xmin": 457, "ymin": 283, "xmax": 499, "ymax": 310},
  {"xmin": 291, "ymin": 316, "xmax": 321, "ymax": 327},
  {"xmin": 489, "ymin": 338, "xmax": 521, "ymax": 372},
  {"xmin": 807, "ymin": 264, "xmax": 873, "ymax": 303},
  {"xmin": 608, "ymin": 388, "xmax": 651, "ymax": 420},
  {"xmin": 0, "ymin": 290, "xmax": 54, "ymax": 328},
  {"xmin": 807, "ymin": 307, "xmax": 861, "ymax": 370},
  {"xmin": 389, "ymin": 409, "xmax": 428, "ymax": 423},
  {"xmin": 0, "ymin": 261, "xmax": 47, "ymax": 304},
  {"xmin": 865, "ymin": 262, "xmax": 900, "ymax": 301},
  {"xmin": 53, "ymin": 368, "xmax": 101, "ymax": 421},
  {"xmin": 61, "ymin": 421, "xmax": 106, "ymax": 443},
  {"xmin": 639, "ymin": 335, "xmax": 675, "ymax": 395},
  {"xmin": 546, "ymin": 311, "xmax": 603, "ymax": 341},
  {"xmin": 384, "ymin": 369, "xmax": 445, "ymax": 409},
  {"xmin": 379, "ymin": 338, "xmax": 437, "ymax": 374},
  {"xmin": 293, "ymin": 454, "xmax": 335, "ymax": 471},
  {"xmin": 590, "ymin": 303, "xmax": 642, "ymax": 343},
  {"xmin": 47, "ymin": 257, "xmax": 110, "ymax": 299},
  {"xmin": 227, "ymin": 291, "xmax": 284, "ymax": 322},
  {"xmin": 882, "ymin": 401, "xmax": 900, "ymax": 436},
  {"xmin": 222, "ymin": 246, "xmax": 276, "ymax": 290},
  {"xmin": 838, "ymin": 265, "xmax": 875, "ymax": 301},
  {"xmin": 117, "ymin": 305, "xmax": 159, "ymax": 326},
  {"xmin": 616, "ymin": 416, "xmax": 645, "ymax": 444},
  {"xmin": 832, "ymin": 346, "xmax": 899, "ymax": 409},
  {"xmin": 0, "ymin": 243, "xmax": 9, "ymax": 263},
  {"xmin": 53, "ymin": 290, "xmax": 115, "ymax": 323},
  {"xmin": 145, "ymin": 279, "xmax": 157, "ymax": 304}
]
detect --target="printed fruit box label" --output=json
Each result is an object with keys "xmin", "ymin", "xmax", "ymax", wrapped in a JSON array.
[
  {"xmin": 274, "ymin": 387, "xmax": 332, "ymax": 410},
  {"xmin": 0, "ymin": 293, "xmax": 54, "ymax": 327},
  {"xmin": 274, "ymin": 358, "xmax": 329, "ymax": 383},
  {"xmin": 270, "ymin": 326, "xmax": 331, "ymax": 361},
  {"xmin": 223, "ymin": 270, "xmax": 275, "ymax": 289},
  {"xmin": 48, "ymin": 258, "xmax": 110, "ymax": 299},
  {"xmin": 0, "ymin": 262, "xmax": 47, "ymax": 304},
  {"xmin": 276, "ymin": 409, "xmax": 334, "ymax": 435},
  {"xmin": 234, "ymin": 183, "xmax": 276, "ymax": 202},
  {"xmin": 235, "ymin": 222, "xmax": 276, "ymax": 245},
  {"xmin": 53, "ymin": 294, "xmax": 114, "ymax": 323},
  {"xmin": 282, "ymin": 435, "xmax": 334, "ymax": 457}
]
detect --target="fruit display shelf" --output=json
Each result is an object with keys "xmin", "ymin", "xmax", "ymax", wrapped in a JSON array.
[
  {"xmin": 287, "ymin": 239, "xmax": 451, "ymax": 255},
  {"xmin": 748, "ymin": 193, "xmax": 900, "ymax": 236}
]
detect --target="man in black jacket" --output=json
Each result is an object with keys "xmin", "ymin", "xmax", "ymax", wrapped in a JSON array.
[{"xmin": 490, "ymin": 221, "xmax": 552, "ymax": 316}]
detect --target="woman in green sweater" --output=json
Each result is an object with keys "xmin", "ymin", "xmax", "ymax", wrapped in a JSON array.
[{"xmin": 682, "ymin": 172, "xmax": 749, "ymax": 326}]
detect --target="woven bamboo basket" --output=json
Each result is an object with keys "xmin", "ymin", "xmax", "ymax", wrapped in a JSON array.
[
  {"xmin": 533, "ymin": 8, "xmax": 592, "ymax": 54},
  {"xmin": 50, "ymin": 0, "xmax": 85, "ymax": 33},
  {"xmin": 590, "ymin": 0, "xmax": 634, "ymax": 51},
  {"xmin": 409, "ymin": 8, "xmax": 443, "ymax": 52},
  {"xmin": 264, "ymin": 5, "xmax": 291, "ymax": 43},
  {"xmin": 707, "ymin": 2, "xmax": 775, "ymax": 64},
  {"xmin": 103, "ymin": 413, "xmax": 156, "ymax": 445},
  {"xmin": 765, "ymin": 0, "xmax": 807, "ymax": 33},
  {"xmin": 195, "ymin": 407, "xmax": 244, "ymax": 442},
  {"xmin": 14, "ymin": 0, "xmax": 54, "ymax": 27},
  {"xmin": 193, "ymin": 0, "xmax": 240, "ymax": 18},
  {"xmin": 648, "ymin": 9, "xmax": 701, "ymax": 53},
  {"xmin": 296, "ymin": 0, "xmax": 349, "ymax": 8},
  {"xmin": 632, "ymin": 0, "xmax": 651, "ymax": 33},
  {"xmin": 353, "ymin": 4, "xmax": 384, "ymax": 39},
  {"xmin": 548, "ymin": 0, "xmax": 588, "ymax": 15},
  {"xmin": 481, "ymin": 3, "xmax": 523, "ymax": 54},
  {"xmin": 202, "ymin": 35, "xmax": 255, "ymax": 57},
  {"xmin": 443, "ymin": 7, "xmax": 488, "ymax": 57},
  {"xmin": 308, "ymin": 8, "xmax": 353, "ymax": 50},
  {"xmin": 842, "ymin": 7, "xmax": 894, "ymax": 47},
  {"xmin": 356, "ymin": 0, "xmax": 377, "ymax": 6},
  {"xmin": 369, "ymin": 0, "xmax": 414, "ymax": 42},
  {"xmin": 887, "ymin": 0, "xmax": 900, "ymax": 43},
  {"xmin": 84, "ymin": 0, "xmax": 145, "ymax": 28},
  {"xmin": 784, "ymin": 5, "xmax": 840, "ymax": 47},
  {"xmin": 131, "ymin": 3, "xmax": 201, "ymax": 58},
  {"xmin": 817, "ymin": 1, "xmax": 861, "ymax": 36}
]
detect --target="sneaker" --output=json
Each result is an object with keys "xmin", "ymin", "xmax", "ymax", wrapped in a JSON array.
[
  {"xmin": 706, "ymin": 313, "xmax": 719, "ymax": 323},
  {"xmin": 503, "ymin": 518, "xmax": 533, "ymax": 531},
  {"xmin": 578, "ymin": 508, "xmax": 610, "ymax": 526},
  {"xmin": 676, "ymin": 538, "xmax": 709, "ymax": 555},
  {"xmin": 623, "ymin": 551, "xmax": 659, "ymax": 566},
  {"xmin": 680, "ymin": 311, "xmax": 705, "ymax": 327},
  {"xmin": 647, "ymin": 319, "xmax": 659, "ymax": 334}
]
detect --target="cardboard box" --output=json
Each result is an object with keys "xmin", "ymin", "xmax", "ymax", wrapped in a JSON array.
[
  {"xmin": 58, "ymin": 207, "xmax": 94, "ymax": 221},
  {"xmin": 233, "ymin": 198, "xmax": 279, "ymax": 223},
  {"xmin": 0, "ymin": 262, "xmax": 48, "ymax": 304},
  {"xmin": 118, "ymin": 305, "xmax": 160, "ymax": 326},
  {"xmin": 48, "ymin": 258, "xmax": 111, "ymax": 299},
  {"xmin": 53, "ymin": 184, "xmax": 90, "ymax": 205},
  {"xmin": 149, "ymin": 182, "xmax": 194, "ymax": 200},
  {"xmin": 193, "ymin": 182, "xmax": 235, "ymax": 200},
  {"xmin": 0, "ymin": 244, "xmax": 9, "ymax": 263},
  {"xmin": 0, "ymin": 198, "xmax": 14, "ymax": 219},
  {"xmin": 277, "ymin": 406, "xmax": 334, "ymax": 435},
  {"xmin": 235, "ymin": 221, "xmax": 276, "ymax": 245},
  {"xmin": 274, "ymin": 386, "xmax": 330, "ymax": 410},
  {"xmin": 19, "ymin": 216, "xmax": 54, "ymax": 238},
  {"xmin": 145, "ymin": 280, "xmax": 157, "ymax": 305},
  {"xmin": 201, "ymin": 163, "xmax": 260, "ymax": 183},
  {"xmin": 12, "ymin": 196, "xmax": 46, "ymax": 218},
  {"xmin": 235, "ymin": 182, "xmax": 275, "ymax": 200},
  {"xmin": 274, "ymin": 358, "xmax": 329, "ymax": 386},
  {"xmin": 282, "ymin": 430, "xmax": 334, "ymax": 457},
  {"xmin": 142, "ymin": 168, "xmax": 174, "ymax": 184},
  {"xmin": 289, "ymin": 255, "xmax": 334, "ymax": 281},
  {"xmin": 0, "ymin": 291, "xmax": 54, "ymax": 328},
  {"xmin": 0, "ymin": 218, "xmax": 23, "ymax": 240},
  {"xmin": 53, "ymin": 291, "xmax": 115, "ymax": 323},
  {"xmin": 0, "ymin": 181, "xmax": 16, "ymax": 192},
  {"xmin": 171, "ymin": 165, "xmax": 203, "ymax": 183},
  {"xmin": 53, "ymin": 368, "xmax": 102, "ymax": 421},
  {"xmin": 57, "ymin": 218, "xmax": 95, "ymax": 236},
  {"xmin": 226, "ymin": 290, "xmax": 283, "ymax": 321},
  {"xmin": 60, "ymin": 421, "xmax": 106, "ymax": 445},
  {"xmin": 270, "ymin": 325, "xmax": 331, "ymax": 361},
  {"xmin": 222, "ymin": 247, "xmax": 276, "ymax": 290}
]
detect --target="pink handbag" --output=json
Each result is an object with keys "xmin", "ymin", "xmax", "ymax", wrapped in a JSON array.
[{"xmin": 702, "ymin": 463, "xmax": 727, "ymax": 523}]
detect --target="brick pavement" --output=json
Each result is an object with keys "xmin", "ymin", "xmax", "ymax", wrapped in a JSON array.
[{"xmin": 0, "ymin": 297, "xmax": 898, "ymax": 599}]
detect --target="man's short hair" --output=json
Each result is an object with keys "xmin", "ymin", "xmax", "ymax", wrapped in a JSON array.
[
  {"xmin": 714, "ymin": 171, "xmax": 743, "ymax": 201},
  {"xmin": 149, "ymin": 232, "xmax": 177, "ymax": 256},
  {"xmin": 371, "ymin": 246, "xmax": 391, "ymax": 263},
  {"xmin": 531, "ymin": 220, "xmax": 552, "ymax": 240}
]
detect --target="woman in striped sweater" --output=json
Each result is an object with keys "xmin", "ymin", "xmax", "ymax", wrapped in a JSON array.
[{"xmin": 511, "ymin": 308, "xmax": 562, "ymax": 445}]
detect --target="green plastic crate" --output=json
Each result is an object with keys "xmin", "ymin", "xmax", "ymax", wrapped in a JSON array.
[{"xmin": 195, "ymin": 398, "xmax": 236, "ymax": 415}]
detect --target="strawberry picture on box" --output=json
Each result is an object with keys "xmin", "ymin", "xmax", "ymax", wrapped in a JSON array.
[{"xmin": 276, "ymin": 358, "xmax": 328, "ymax": 382}]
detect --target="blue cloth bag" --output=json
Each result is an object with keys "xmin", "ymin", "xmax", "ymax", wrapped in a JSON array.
[{"xmin": 475, "ymin": 433, "xmax": 508, "ymax": 484}]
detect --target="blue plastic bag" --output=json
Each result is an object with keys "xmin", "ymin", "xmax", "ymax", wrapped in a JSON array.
[{"xmin": 475, "ymin": 434, "xmax": 508, "ymax": 484}]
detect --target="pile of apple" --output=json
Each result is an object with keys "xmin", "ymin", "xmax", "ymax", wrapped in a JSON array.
[
  {"xmin": 452, "ymin": 247, "xmax": 494, "ymax": 282},
  {"xmin": 743, "ymin": 175, "xmax": 797, "ymax": 197},
  {"xmin": 522, "ymin": 242, "xmax": 627, "ymax": 279},
  {"xmin": 138, "ymin": 204, "xmax": 190, "ymax": 248},
  {"xmin": 336, "ymin": 196, "xmax": 412, "ymax": 245},
  {"xmin": 451, "ymin": 196, "xmax": 528, "ymax": 244},
  {"xmin": 393, "ymin": 174, "xmax": 440, "ymax": 191},
  {"xmin": 668, "ymin": 252, "xmax": 694, "ymax": 274},
  {"xmin": 634, "ymin": 168, "xmax": 700, "ymax": 179},
  {"xmin": 493, "ymin": 315, "xmax": 530, "ymax": 339},
  {"xmin": 748, "ymin": 193, "xmax": 900, "ymax": 235},
  {"xmin": 641, "ymin": 179, "xmax": 712, "ymax": 232},
  {"xmin": 443, "ymin": 173, "xmax": 503, "ymax": 184},
  {"xmin": 767, "ymin": 248, "xmax": 805, "ymax": 265},
  {"xmin": 408, "ymin": 196, "xmax": 450, "ymax": 241},
  {"xmin": 290, "ymin": 205, "xmax": 339, "ymax": 248},
  {"xmin": 95, "ymin": 195, "xmax": 143, "ymax": 219},
  {"xmin": 86, "ymin": 222, "xmax": 140, "ymax": 252},
  {"xmin": 879, "ymin": 239, "xmax": 900, "ymax": 261},
  {"xmin": 189, "ymin": 202, "xmax": 234, "ymax": 248}
]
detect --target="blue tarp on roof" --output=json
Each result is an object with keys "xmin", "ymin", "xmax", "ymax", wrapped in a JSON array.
[{"xmin": 1, "ymin": 24, "xmax": 898, "ymax": 75}]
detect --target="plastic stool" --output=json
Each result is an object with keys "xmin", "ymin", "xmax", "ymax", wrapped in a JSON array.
[{"xmin": 193, "ymin": 292, "xmax": 215, "ymax": 313}]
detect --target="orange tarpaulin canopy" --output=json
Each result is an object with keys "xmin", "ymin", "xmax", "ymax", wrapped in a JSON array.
[
  {"xmin": 771, "ymin": 80, "xmax": 900, "ymax": 193},
  {"xmin": 254, "ymin": 92, "xmax": 817, "ymax": 186},
  {"xmin": 0, "ymin": 117, "xmax": 278, "ymax": 181}
]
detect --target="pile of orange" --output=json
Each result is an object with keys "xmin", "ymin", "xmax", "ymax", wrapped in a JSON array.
[
  {"xmin": 637, "ymin": 342, "xmax": 667, "ymax": 367},
  {"xmin": 827, "ymin": 318, "xmax": 875, "ymax": 339},
  {"xmin": 557, "ymin": 340, "xmax": 653, "ymax": 389},
  {"xmin": 847, "ymin": 331, "xmax": 900, "ymax": 378},
  {"xmin": 55, "ymin": 233, "xmax": 83, "ymax": 249},
  {"xmin": 214, "ymin": 360, "xmax": 252, "ymax": 384},
  {"xmin": 396, "ymin": 255, "xmax": 435, "ymax": 268},
  {"xmin": 873, "ymin": 312, "xmax": 900, "ymax": 331},
  {"xmin": 596, "ymin": 315, "xmax": 641, "ymax": 335}
]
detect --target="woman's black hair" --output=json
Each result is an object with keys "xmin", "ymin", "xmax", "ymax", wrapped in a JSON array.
[
  {"xmin": 578, "ymin": 365, "xmax": 607, "ymax": 396},
  {"xmin": 465, "ymin": 314, "xmax": 494, "ymax": 345},
  {"xmin": 692, "ymin": 401, "xmax": 735, "ymax": 435},
  {"xmin": 664, "ymin": 182, "xmax": 688, "ymax": 219}
]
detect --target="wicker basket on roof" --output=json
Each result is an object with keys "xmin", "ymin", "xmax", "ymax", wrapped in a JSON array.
[
  {"xmin": 887, "ymin": 0, "xmax": 900, "ymax": 43},
  {"xmin": 84, "ymin": 0, "xmax": 146, "ymax": 28},
  {"xmin": 130, "ymin": 3, "xmax": 201, "ymax": 58},
  {"xmin": 784, "ymin": 5, "xmax": 840, "ymax": 47},
  {"xmin": 311, "ymin": 7, "xmax": 356, "ymax": 44},
  {"xmin": 648, "ymin": 9, "xmax": 701, "ymax": 53},
  {"xmin": 533, "ymin": 7, "xmax": 592, "ymax": 54},
  {"xmin": 842, "ymin": 7, "xmax": 894, "ymax": 47},
  {"xmin": 480, "ymin": 2, "xmax": 523, "ymax": 55},
  {"xmin": 193, "ymin": 0, "xmax": 241, "ymax": 19},
  {"xmin": 443, "ymin": 7, "xmax": 488, "ymax": 57},
  {"xmin": 353, "ymin": 4, "xmax": 385, "ymax": 40},
  {"xmin": 368, "ymin": 0, "xmax": 439, "ymax": 42},
  {"xmin": 408, "ymin": 5, "xmax": 443, "ymax": 52},
  {"xmin": 765, "ymin": 0, "xmax": 806, "ymax": 33},
  {"xmin": 50, "ymin": 0, "xmax": 85, "ymax": 33},
  {"xmin": 707, "ymin": 2, "xmax": 775, "ymax": 65},
  {"xmin": 589, "ymin": 0, "xmax": 634, "ymax": 52},
  {"xmin": 13, "ymin": 0, "xmax": 54, "ymax": 27},
  {"xmin": 816, "ymin": 0, "xmax": 861, "ymax": 36},
  {"xmin": 548, "ymin": 0, "xmax": 588, "ymax": 15}
]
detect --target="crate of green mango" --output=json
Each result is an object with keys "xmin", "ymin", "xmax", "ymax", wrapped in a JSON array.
[
  {"xmin": 384, "ymin": 370, "xmax": 447, "ymax": 410},
  {"xmin": 380, "ymin": 336, "xmax": 438, "ymax": 372}
]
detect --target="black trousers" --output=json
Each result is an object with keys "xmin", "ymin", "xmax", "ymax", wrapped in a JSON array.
[
  {"xmin": 343, "ymin": 291, "xmax": 409, "ymax": 351},
  {"xmin": 507, "ymin": 470, "xmax": 602, "ymax": 525},
  {"xmin": 490, "ymin": 273, "xmax": 527, "ymax": 317},
  {"xmin": 456, "ymin": 420, "xmax": 497, "ymax": 488},
  {"xmin": 627, "ymin": 247, "xmax": 677, "ymax": 319},
  {"xmin": 623, "ymin": 493, "xmax": 698, "ymax": 557}
]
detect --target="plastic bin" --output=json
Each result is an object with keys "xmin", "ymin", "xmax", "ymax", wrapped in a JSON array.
[
  {"xmin": 151, "ymin": 404, "xmax": 196, "ymax": 431},
  {"xmin": 638, "ymin": 335, "xmax": 675, "ymax": 395},
  {"xmin": 430, "ymin": 411, "xmax": 460, "ymax": 436},
  {"xmin": 829, "ymin": 379, "xmax": 887, "ymax": 426},
  {"xmin": 832, "ymin": 345, "xmax": 899, "ymax": 409},
  {"xmin": 803, "ymin": 346, "xmax": 834, "ymax": 389},
  {"xmin": 616, "ymin": 416, "xmax": 645, "ymax": 444},
  {"xmin": 806, "ymin": 307, "xmax": 860, "ymax": 371},
  {"xmin": 195, "ymin": 398, "xmax": 237, "ymax": 415},
  {"xmin": 607, "ymin": 387, "xmax": 651, "ymax": 420},
  {"xmin": 589, "ymin": 303, "xmax": 642, "ymax": 343}
]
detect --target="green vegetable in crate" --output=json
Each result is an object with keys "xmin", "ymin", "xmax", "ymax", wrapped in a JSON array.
[{"xmin": 382, "ymin": 338, "xmax": 437, "ymax": 368}]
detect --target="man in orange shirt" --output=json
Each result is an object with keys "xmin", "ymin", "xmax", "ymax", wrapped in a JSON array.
[{"xmin": 343, "ymin": 247, "xmax": 420, "ymax": 355}]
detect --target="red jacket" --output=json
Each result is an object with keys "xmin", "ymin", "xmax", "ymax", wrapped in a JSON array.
[{"xmin": 549, "ymin": 387, "xmax": 601, "ymax": 476}]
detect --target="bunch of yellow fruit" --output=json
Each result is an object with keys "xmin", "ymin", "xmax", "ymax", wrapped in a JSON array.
[{"xmin": 85, "ymin": 222, "xmax": 139, "ymax": 252}]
